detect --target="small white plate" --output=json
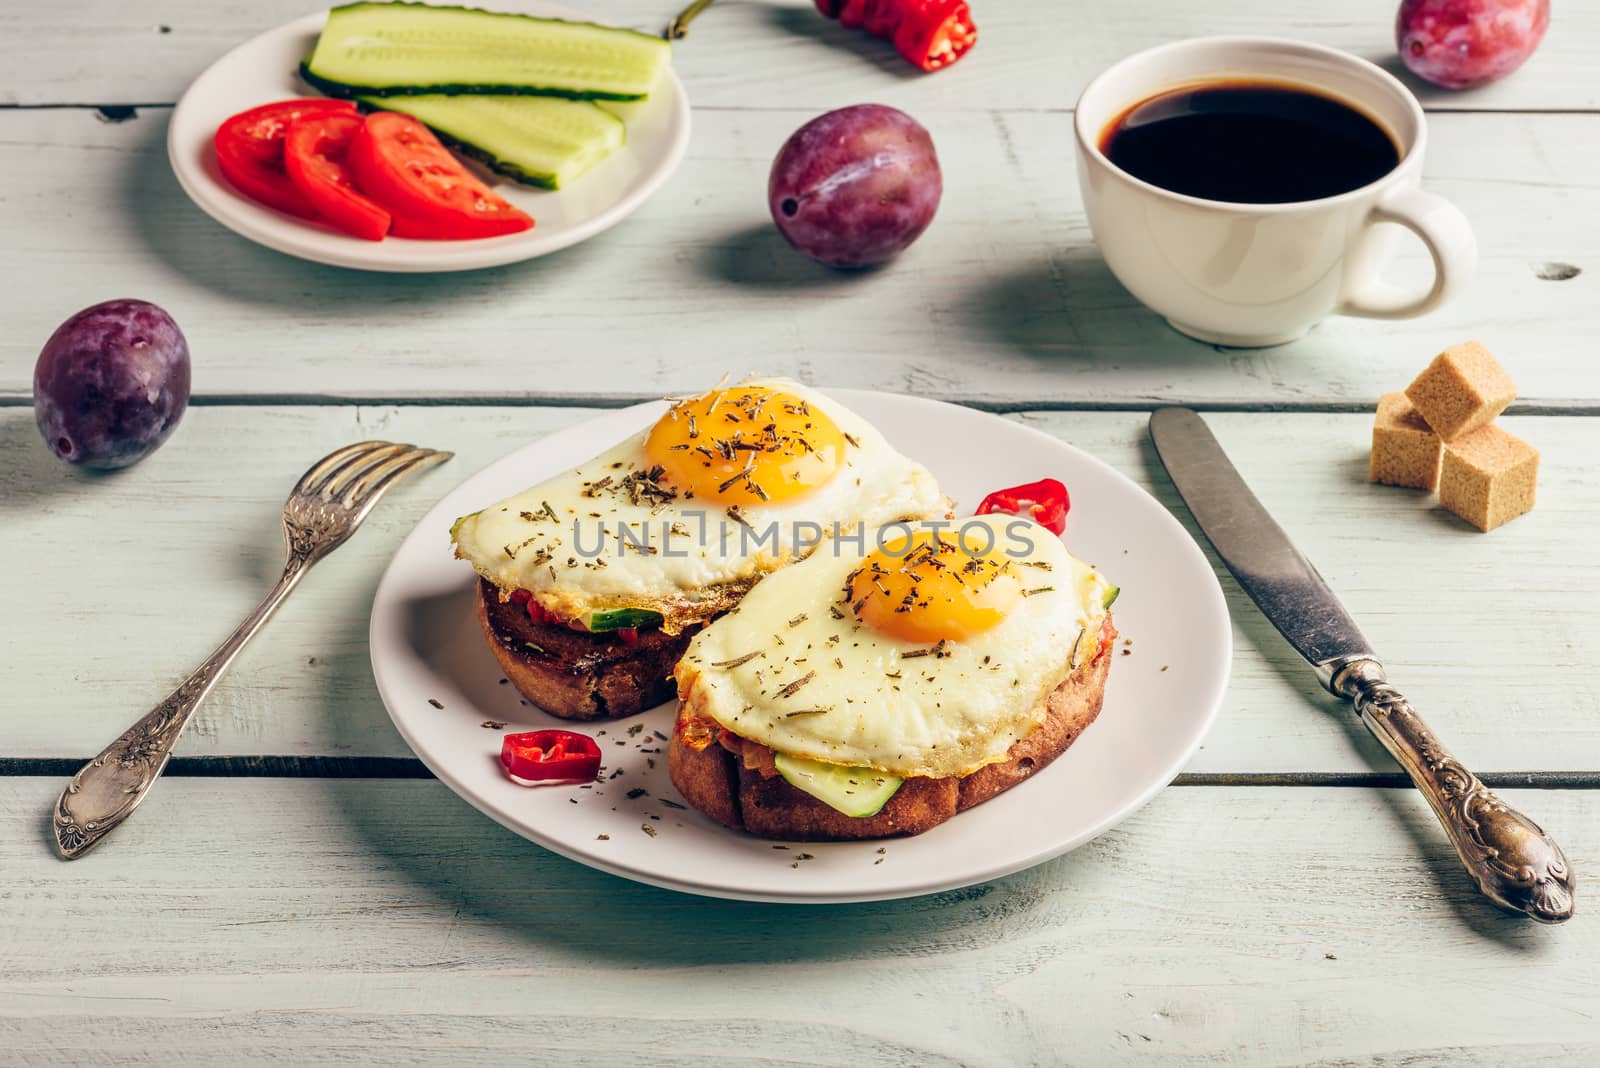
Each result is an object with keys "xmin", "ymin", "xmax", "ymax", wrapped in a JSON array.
[
  {"xmin": 168, "ymin": 4, "xmax": 690, "ymax": 272},
  {"xmin": 369, "ymin": 393, "xmax": 1231, "ymax": 902}
]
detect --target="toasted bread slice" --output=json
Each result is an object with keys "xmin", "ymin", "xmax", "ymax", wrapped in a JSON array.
[
  {"xmin": 668, "ymin": 627, "xmax": 1113, "ymax": 840},
  {"xmin": 476, "ymin": 578, "xmax": 688, "ymax": 720}
]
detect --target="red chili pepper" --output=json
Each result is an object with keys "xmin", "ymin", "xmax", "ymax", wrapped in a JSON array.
[
  {"xmin": 815, "ymin": 0, "xmax": 977, "ymax": 72},
  {"xmin": 616, "ymin": 627, "xmax": 640, "ymax": 645},
  {"xmin": 974, "ymin": 477, "xmax": 1070, "ymax": 535},
  {"xmin": 500, "ymin": 729, "xmax": 602, "ymax": 786}
]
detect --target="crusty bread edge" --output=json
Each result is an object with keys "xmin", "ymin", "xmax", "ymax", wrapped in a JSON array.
[{"xmin": 475, "ymin": 581, "xmax": 682, "ymax": 721}]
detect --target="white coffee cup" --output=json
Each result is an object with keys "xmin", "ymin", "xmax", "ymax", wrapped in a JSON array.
[{"xmin": 1074, "ymin": 37, "xmax": 1476, "ymax": 348}]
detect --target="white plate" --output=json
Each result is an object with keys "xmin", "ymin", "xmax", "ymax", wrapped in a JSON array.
[
  {"xmin": 168, "ymin": 4, "xmax": 690, "ymax": 272},
  {"xmin": 369, "ymin": 392, "xmax": 1231, "ymax": 902}
]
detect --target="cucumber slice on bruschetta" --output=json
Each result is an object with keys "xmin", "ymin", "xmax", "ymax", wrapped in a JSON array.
[
  {"xmin": 582, "ymin": 607, "xmax": 666, "ymax": 632},
  {"xmin": 774, "ymin": 753, "xmax": 903, "ymax": 817}
]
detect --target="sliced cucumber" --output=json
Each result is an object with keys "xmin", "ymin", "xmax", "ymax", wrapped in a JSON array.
[
  {"xmin": 1102, "ymin": 584, "xmax": 1120, "ymax": 610},
  {"xmin": 303, "ymin": 2, "xmax": 671, "ymax": 101},
  {"xmin": 594, "ymin": 98, "xmax": 650, "ymax": 126},
  {"xmin": 582, "ymin": 607, "xmax": 665, "ymax": 633},
  {"xmin": 360, "ymin": 95, "xmax": 624, "ymax": 189},
  {"xmin": 774, "ymin": 753, "xmax": 902, "ymax": 818}
]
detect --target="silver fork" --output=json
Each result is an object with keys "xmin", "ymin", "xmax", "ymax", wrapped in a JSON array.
[{"xmin": 51, "ymin": 440, "xmax": 452, "ymax": 859}]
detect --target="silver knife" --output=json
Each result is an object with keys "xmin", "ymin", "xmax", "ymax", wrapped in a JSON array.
[{"xmin": 1150, "ymin": 407, "xmax": 1574, "ymax": 924}]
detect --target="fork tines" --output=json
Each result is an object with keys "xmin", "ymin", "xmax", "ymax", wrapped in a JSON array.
[{"xmin": 293, "ymin": 440, "xmax": 453, "ymax": 511}]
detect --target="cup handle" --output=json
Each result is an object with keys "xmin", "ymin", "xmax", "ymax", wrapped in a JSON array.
[{"xmin": 1339, "ymin": 186, "xmax": 1477, "ymax": 319}]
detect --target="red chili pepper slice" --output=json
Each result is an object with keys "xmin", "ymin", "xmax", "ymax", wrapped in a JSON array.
[
  {"xmin": 974, "ymin": 477, "xmax": 1070, "ymax": 535},
  {"xmin": 500, "ymin": 729, "xmax": 602, "ymax": 786},
  {"xmin": 815, "ymin": 0, "xmax": 977, "ymax": 72}
]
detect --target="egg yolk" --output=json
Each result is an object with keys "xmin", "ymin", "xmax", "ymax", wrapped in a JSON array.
[
  {"xmin": 644, "ymin": 387, "xmax": 848, "ymax": 506},
  {"xmin": 846, "ymin": 530, "xmax": 1024, "ymax": 644}
]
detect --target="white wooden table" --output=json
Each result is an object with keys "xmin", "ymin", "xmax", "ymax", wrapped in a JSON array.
[{"xmin": 4, "ymin": 1, "xmax": 1599, "ymax": 1062}]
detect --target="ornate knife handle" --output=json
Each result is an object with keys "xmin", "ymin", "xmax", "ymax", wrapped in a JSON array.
[
  {"xmin": 52, "ymin": 553, "xmax": 314, "ymax": 859},
  {"xmin": 1331, "ymin": 659, "xmax": 1575, "ymax": 924}
]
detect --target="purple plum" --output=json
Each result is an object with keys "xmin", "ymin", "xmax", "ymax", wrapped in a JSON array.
[
  {"xmin": 34, "ymin": 299, "xmax": 191, "ymax": 470},
  {"xmin": 1398, "ymin": 0, "xmax": 1550, "ymax": 90},
  {"xmin": 768, "ymin": 104, "xmax": 942, "ymax": 269}
]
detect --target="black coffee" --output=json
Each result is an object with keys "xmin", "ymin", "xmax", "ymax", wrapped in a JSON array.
[{"xmin": 1100, "ymin": 81, "xmax": 1400, "ymax": 204}]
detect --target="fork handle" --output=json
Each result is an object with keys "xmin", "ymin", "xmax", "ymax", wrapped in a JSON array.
[
  {"xmin": 52, "ymin": 555, "xmax": 314, "ymax": 859},
  {"xmin": 1332, "ymin": 659, "xmax": 1576, "ymax": 923}
]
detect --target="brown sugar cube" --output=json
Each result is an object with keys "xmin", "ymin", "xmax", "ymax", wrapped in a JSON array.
[
  {"xmin": 1369, "ymin": 392, "xmax": 1443, "ymax": 489},
  {"xmin": 1404, "ymin": 341, "xmax": 1517, "ymax": 441},
  {"xmin": 1438, "ymin": 424, "xmax": 1539, "ymax": 532}
]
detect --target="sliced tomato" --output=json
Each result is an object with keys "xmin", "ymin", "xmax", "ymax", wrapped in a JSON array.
[
  {"xmin": 214, "ymin": 99, "xmax": 356, "ymax": 218},
  {"xmin": 283, "ymin": 112, "xmax": 391, "ymax": 241},
  {"xmin": 348, "ymin": 112, "xmax": 533, "ymax": 240},
  {"xmin": 387, "ymin": 213, "xmax": 535, "ymax": 240}
]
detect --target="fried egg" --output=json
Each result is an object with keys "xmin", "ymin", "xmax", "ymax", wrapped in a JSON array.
[
  {"xmin": 451, "ymin": 378, "xmax": 948, "ymax": 633},
  {"xmin": 676, "ymin": 514, "xmax": 1116, "ymax": 779}
]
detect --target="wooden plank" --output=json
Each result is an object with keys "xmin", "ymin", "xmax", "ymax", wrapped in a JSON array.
[
  {"xmin": 4, "ymin": 0, "xmax": 1596, "ymax": 111},
  {"xmin": 4, "ymin": 404, "xmax": 1595, "ymax": 774},
  {"xmin": 1, "ymin": 777, "xmax": 1596, "ymax": 1064},
  {"xmin": 1, "ymin": 106, "xmax": 1596, "ymax": 408}
]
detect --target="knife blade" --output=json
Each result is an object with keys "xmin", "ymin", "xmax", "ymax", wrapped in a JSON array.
[
  {"xmin": 1148, "ymin": 406, "xmax": 1374, "ymax": 686},
  {"xmin": 1149, "ymin": 407, "xmax": 1574, "ymax": 924}
]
